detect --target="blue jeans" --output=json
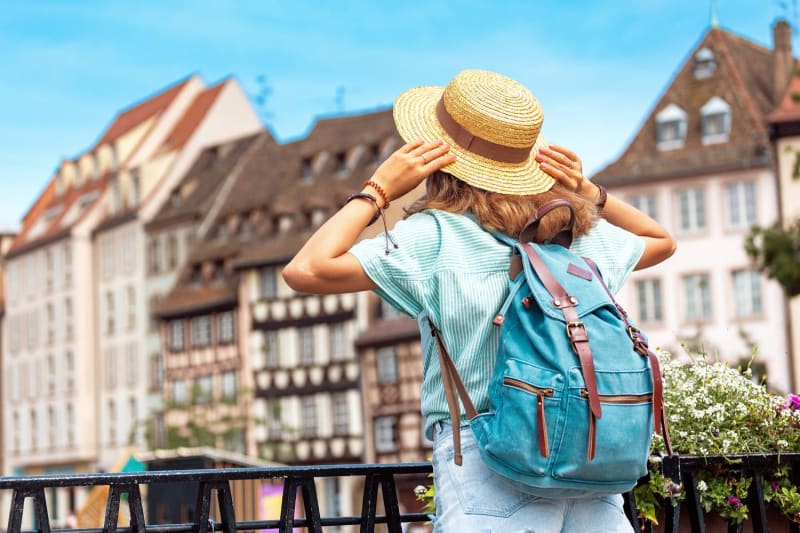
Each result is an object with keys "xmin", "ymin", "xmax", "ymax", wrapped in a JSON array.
[{"xmin": 431, "ymin": 423, "xmax": 634, "ymax": 533}]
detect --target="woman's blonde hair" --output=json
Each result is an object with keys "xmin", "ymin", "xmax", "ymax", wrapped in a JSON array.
[{"xmin": 406, "ymin": 171, "xmax": 598, "ymax": 241}]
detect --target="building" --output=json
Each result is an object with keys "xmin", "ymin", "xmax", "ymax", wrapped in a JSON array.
[
  {"xmin": 593, "ymin": 21, "xmax": 794, "ymax": 392},
  {"xmin": 0, "ymin": 232, "xmax": 17, "ymax": 489},
  {"xmin": 767, "ymin": 55, "xmax": 800, "ymax": 390},
  {"xmin": 91, "ymin": 77, "xmax": 261, "ymax": 469},
  {"xmin": 1, "ymin": 75, "xmax": 260, "ymax": 525}
]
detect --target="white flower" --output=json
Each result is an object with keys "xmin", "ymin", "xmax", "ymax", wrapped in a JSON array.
[
  {"xmin": 778, "ymin": 440, "xmax": 789, "ymax": 448},
  {"xmin": 697, "ymin": 480, "xmax": 708, "ymax": 492},
  {"xmin": 414, "ymin": 485, "xmax": 428, "ymax": 497}
]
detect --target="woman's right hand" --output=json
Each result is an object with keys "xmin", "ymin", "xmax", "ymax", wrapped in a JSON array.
[{"xmin": 368, "ymin": 140, "xmax": 455, "ymax": 205}]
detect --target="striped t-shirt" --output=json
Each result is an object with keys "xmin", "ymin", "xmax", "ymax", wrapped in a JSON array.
[{"xmin": 349, "ymin": 209, "xmax": 644, "ymax": 440}]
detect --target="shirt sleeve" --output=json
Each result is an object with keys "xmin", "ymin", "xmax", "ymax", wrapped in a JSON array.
[
  {"xmin": 570, "ymin": 219, "xmax": 644, "ymax": 295},
  {"xmin": 348, "ymin": 212, "xmax": 442, "ymax": 317}
]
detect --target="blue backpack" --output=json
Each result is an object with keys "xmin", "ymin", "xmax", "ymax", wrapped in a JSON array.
[{"xmin": 429, "ymin": 200, "xmax": 671, "ymax": 494}]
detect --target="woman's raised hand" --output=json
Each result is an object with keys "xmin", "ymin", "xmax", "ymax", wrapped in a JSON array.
[
  {"xmin": 368, "ymin": 140, "xmax": 455, "ymax": 205},
  {"xmin": 535, "ymin": 144, "xmax": 599, "ymax": 201}
]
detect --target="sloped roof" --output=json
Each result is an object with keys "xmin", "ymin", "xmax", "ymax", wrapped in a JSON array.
[
  {"xmin": 593, "ymin": 27, "xmax": 777, "ymax": 187},
  {"xmin": 769, "ymin": 71, "xmax": 800, "ymax": 124},
  {"xmin": 157, "ymin": 108, "xmax": 399, "ymax": 316},
  {"xmin": 147, "ymin": 132, "xmax": 266, "ymax": 230},
  {"xmin": 95, "ymin": 76, "xmax": 194, "ymax": 147},
  {"xmin": 158, "ymin": 80, "xmax": 228, "ymax": 154}
]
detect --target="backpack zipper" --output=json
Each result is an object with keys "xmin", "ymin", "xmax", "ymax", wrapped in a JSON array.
[
  {"xmin": 579, "ymin": 389, "xmax": 652, "ymax": 404},
  {"xmin": 504, "ymin": 377, "xmax": 553, "ymax": 457}
]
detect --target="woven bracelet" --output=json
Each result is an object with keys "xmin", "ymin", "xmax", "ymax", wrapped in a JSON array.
[{"xmin": 362, "ymin": 179, "xmax": 390, "ymax": 208}]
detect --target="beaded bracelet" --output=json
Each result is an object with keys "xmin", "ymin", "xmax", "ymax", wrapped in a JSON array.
[{"xmin": 363, "ymin": 179, "xmax": 390, "ymax": 208}]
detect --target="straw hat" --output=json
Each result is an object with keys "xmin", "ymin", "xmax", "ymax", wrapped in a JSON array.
[{"xmin": 393, "ymin": 69, "xmax": 554, "ymax": 196}]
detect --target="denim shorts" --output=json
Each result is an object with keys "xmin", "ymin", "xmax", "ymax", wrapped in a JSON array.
[{"xmin": 431, "ymin": 422, "xmax": 634, "ymax": 533}]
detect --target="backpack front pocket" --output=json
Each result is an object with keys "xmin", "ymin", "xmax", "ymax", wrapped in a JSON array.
[
  {"xmin": 551, "ymin": 368, "xmax": 653, "ymax": 484},
  {"xmin": 479, "ymin": 358, "xmax": 563, "ymax": 477}
]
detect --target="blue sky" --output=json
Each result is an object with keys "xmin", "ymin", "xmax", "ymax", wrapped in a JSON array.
[{"xmin": 0, "ymin": 0, "xmax": 791, "ymax": 230}]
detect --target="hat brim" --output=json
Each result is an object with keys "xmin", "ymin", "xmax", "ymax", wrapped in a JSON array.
[{"xmin": 393, "ymin": 86, "xmax": 555, "ymax": 196}]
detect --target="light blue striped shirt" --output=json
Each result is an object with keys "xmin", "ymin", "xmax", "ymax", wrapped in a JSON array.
[{"xmin": 350, "ymin": 210, "xmax": 644, "ymax": 439}]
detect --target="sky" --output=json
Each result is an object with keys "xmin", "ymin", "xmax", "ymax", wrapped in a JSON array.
[{"xmin": 0, "ymin": 0, "xmax": 793, "ymax": 230}]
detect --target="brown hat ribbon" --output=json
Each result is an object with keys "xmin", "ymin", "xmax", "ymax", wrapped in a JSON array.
[{"xmin": 435, "ymin": 99, "xmax": 533, "ymax": 164}]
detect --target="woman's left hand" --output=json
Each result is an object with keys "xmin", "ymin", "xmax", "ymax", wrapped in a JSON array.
[{"xmin": 535, "ymin": 144, "xmax": 599, "ymax": 201}]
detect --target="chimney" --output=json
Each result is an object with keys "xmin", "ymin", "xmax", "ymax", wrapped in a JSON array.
[{"xmin": 773, "ymin": 19, "xmax": 793, "ymax": 105}]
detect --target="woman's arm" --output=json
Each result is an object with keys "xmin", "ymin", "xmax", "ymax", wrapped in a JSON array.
[
  {"xmin": 536, "ymin": 145, "xmax": 676, "ymax": 269},
  {"xmin": 282, "ymin": 140, "xmax": 455, "ymax": 294}
]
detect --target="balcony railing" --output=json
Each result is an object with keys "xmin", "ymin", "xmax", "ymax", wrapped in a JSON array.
[{"xmin": 2, "ymin": 454, "xmax": 800, "ymax": 533}]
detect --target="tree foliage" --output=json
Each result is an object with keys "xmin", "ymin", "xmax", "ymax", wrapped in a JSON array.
[{"xmin": 744, "ymin": 221, "xmax": 800, "ymax": 297}]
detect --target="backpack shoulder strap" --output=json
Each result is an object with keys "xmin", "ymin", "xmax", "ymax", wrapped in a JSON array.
[{"xmin": 427, "ymin": 318, "xmax": 478, "ymax": 466}]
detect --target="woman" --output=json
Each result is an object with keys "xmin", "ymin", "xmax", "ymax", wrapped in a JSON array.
[{"xmin": 284, "ymin": 69, "xmax": 675, "ymax": 532}]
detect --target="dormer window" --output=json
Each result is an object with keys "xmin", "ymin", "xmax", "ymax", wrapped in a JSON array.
[
  {"xmin": 701, "ymin": 96, "xmax": 731, "ymax": 144},
  {"xmin": 301, "ymin": 157, "xmax": 314, "ymax": 181},
  {"xmin": 656, "ymin": 104, "xmax": 687, "ymax": 150},
  {"xmin": 335, "ymin": 152, "xmax": 348, "ymax": 177},
  {"xmin": 278, "ymin": 214, "xmax": 294, "ymax": 233},
  {"xmin": 693, "ymin": 48, "xmax": 716, "ymax": 79}
]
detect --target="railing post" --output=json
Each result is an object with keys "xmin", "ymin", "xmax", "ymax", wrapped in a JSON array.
[
  {"xmin": 360, "ymin": 473, "xmax": 380, "ymax": 532},
  {"xmin": 661, "ymin": 454, "xmax": 681, "ymax": 533},
  {"xmin": 278, "ymin": 476, "xmax": 321, "ymax": 533},
  {"xmin": 746, "ymin": 469, "xmax": 768, "ymax": 533},
  {"xmin": 621, "ymin": 491, "xmax": 639, "ymax": 531},
  {"xmin": 683, "ymin": 470, "xmax": 707, "ymax": 533},
  {"xmin": 6, "ymin": 488, "xmax": 50, "ymax": 533},
  {"xmin": 379, "ymin": 475, "xmax": 401, "ymax": 533},
  {"xmin": 194, "ymin": 481, "xmax": 237, "ymax": 533}
]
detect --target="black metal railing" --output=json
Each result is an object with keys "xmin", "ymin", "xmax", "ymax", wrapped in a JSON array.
[
  {"xmin": 3, "ymin": 455, "xmax": 800, "ymax": 533},
  {"xmin": 627, "ymin": 452, "xmax": 800, "ymax": 533}
]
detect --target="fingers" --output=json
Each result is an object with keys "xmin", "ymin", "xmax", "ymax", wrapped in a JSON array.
[
  {"xmin": 545, "ymin": 144, "xmax": 581, "ymax": 166},
  {"xmin": 419, "ymin": 143, "xmax": 452, "ymax": 166},
  {"xmin": 409, "ymin": 140, "xmax": 443, "ymax": 157},
  {"xmin": 400, "ymin": 140, "xmax": 425, "ymax": 153}
]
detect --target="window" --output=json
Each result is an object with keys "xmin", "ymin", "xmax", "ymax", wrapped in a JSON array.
[
  {"xmin": 255, "ymin": 331, "xmax": 278, "ymax": 369},
  {"xmin": 126, "ymin": 343, "xmax": 138, "ymax": 386},
  {"xmin": 105, "ymin": 348, "xmax": 117, "ymax": 389},
  {"xmin": 301, "ymin": 157, "xmax": 314, "ymax": 180},
  {"xmin": 298, "ymin": 328, "xmax": 315, "ymax": 365},
  {"xmin": 48, "ymin": 407, "xmax": 56, "ymax": 449},
  {"xmin": 656, "ymin": 104, "xmax": 687, "ymax": 150},
  {"xmin": 64, "ymin": 243, "xmax": 72, "ymax": 287},
  {"xmin": 148, "ymin": 238, "xmax": 161, "ymax": 274},
  {"xmin": 130, "ymin": 170, "xmax": 141, "ymax": 206},
  {"xmin": 65, "ymin": 351, "xmax": 74, "ymax": 393},
  {"xmin": 733, "ymin": 269, "xmax": 763, "ymax": 318},
  {"xmin": 629, "ymin": 193, "xmax": 658, "ymax": 221},
  {"xmin": 172, "ymin": 380, "xmax": 188, "ymax": 406},
  {"xmin": 221, "ymin": 371, "xmax": 237, "ymax": 402},
  {"xmin": 375, "ymin": 416, "xmax": 398, "ymax": 453},
  {"xmin": 694, "ymin": 47, "xmax": 716, "ymax": 79},
  {"xmin": 65, "ymin": 298, "xmax": 74, "ymax": 341},
  {"xmin": 150, "ymin": 353, "xmax": 164, "ymax": 390},
  {"xmin": 683, "ymin": 274, "xmax": 712, "ymax": 322},
  {"xmin": 30, "ymin": 409, "xmax": 38, "ymax": 452},
  {"xmin": 379, "ymin": 299, "xmax": 402, "ymax": 320},
  {"xmin": 194, "ymin": 375, "xmax": 213, "ymax": 405},
  {"xmin": 268, "ymin": 400, "xmax": 282, "ymax": 437},
  {"xmin": 12, "ymin": 411, "xmax": 19, "ymax": 453},
  {"xmin": 259, "ymin": 266, "xmax": 277, "ymax": 299},
  {"xmin": 701, "ymin": 96, "xmax": 731, "ymax": 144},
  {"xmin": 332, "ymin": 393, "xmax": 349, "ymax": 436},
  {"xmin": 636, "ymin": 279, "xmax": 663, "ymax": 323},
  {"xmin": 129, "ymin": 397, "xmax": 138, "ymax": 435},
  {"xmin": 108, "ymin": 399, "xmax": 117, "ymax": 445},
  {"xmin": 677, "ymin": 187, "xmax": 706, "ymax": 233},
  {"xmin": 218, "ymin": 311, "xmax": 235, "ymax": 344},
  {"xmin": 47, "ymin": 354, "xmax": 55, "ymax": 396},
  {"xmin": 127, "ymin": 285, "xmax": 136, "ymax": 331},
  {"xmin": 167, "ymin": 235, "xmax": 178, "ymax": 269},
  {"xmin": 726, "ymin": 182, "xmax": 757, "ymax": 229},
  {"xmin": 111, "ymin": 177, "xmax": 122, "ymax": 213},
  {"xmin": 45, "ymin": 249, "xmax": 53, "ymax": 290},
  {"xmin": 300, "ymin": 396, "xmax": 317, "ymax": 438},
  {"xmin": 102, "ymin": 238, "xmax": 114, "ymax": 279},
  {"xmin": 106, "ymin": 291, "xmax": 115, "ymax": 334},
  {"xmin": 46, "ymin": 304, "xmax": 54, "ymax": 345},
  {"xmin": 376, "ymin": 347, "xmax": 399, "ymax": 384},
  {"xmin": 329, "ymin": 323, "xmax": 347, "ymax": 361},
  {"xmin": 191, "ymin": 316, "xmax": 212, "ymax": 347},
  {"xmin": 169, "ymin": 320, "xmax": 185, "ymax": 351},
  {"xmin": 335, "ymin": 151, "xmax": 348, "ymax": 176},
  {"xmin": 66, "ymin": 403, "xmax": 75, "ymax": 447}
]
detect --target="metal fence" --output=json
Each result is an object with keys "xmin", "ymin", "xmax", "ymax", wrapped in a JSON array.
[{"xmin": 2, "ymin": 454, "xmax": 800, "ymax": 533}]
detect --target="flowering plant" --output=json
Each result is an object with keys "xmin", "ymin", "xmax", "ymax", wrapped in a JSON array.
[{"xmin": 638, "ymin": 349, "xmax": 800, "ymax": 526}]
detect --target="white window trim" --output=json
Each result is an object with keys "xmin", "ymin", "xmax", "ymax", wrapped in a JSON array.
[
  {"xmin": 701, "ymin": 96, "xmax": 731, "ymax": 145},
  {"xmin": 656, "ymin": 104, "xmax": 687, "ymax": 151}
]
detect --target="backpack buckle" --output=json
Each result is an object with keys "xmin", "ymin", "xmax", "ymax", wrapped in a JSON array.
[{"xmin": 566, "ymin": 321, "xmax": 586, "ymax": 339}]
